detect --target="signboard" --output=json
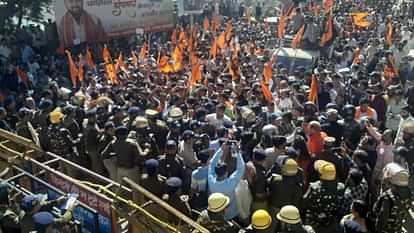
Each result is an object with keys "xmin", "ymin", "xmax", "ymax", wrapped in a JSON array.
[
  {"xmin": 47, "ymin": 173, "xmax": 113, "ymax": 233},
  {"xmin": 55, "ymin": 0, "xmax": 175, "ymax": 46}
]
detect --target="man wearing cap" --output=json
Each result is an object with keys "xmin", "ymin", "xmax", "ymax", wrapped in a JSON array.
[
  {"xmin": 123, "ymin": 106, "xmax": 140, "ymax": 129},
  {"xmin": 250, "ymin": 149, "xmax": 268, "ymax": 212},
  {"xmin": 102, "ymin": 126, "xmax": 148, "ymax": 183},
  {"xmin": 267, "ymin": 156, "xmax": 303, "ymax": 216},
  {"xmin": 303, "ymin": 160, "xmax": 345, "ymax": 233},
  {"xmin": 0, "ymin": 183, "xmax": 21, "ymax": 233},
  {"xmin": 321, "ymin": 108, "xmax": 343, "ymax": 146},
  {"xmin": 197, "ymin": 193, "xmax": 238, "ymax": 233},
  {"xmin": 239, "ymin": 209, "xmax": 275, "ymax": 233},
  {"xmin": 275, "ymin": 205, "xmax": 315, "ymax": 233},
  {"xmin": 373, "ymin": 163, "xmax": 413, "ymax": 233},
  {"xmin": 208, "ymin": 143, "xmax": 245, "ymax": 220},
  {"xmin": 146, "ymin": 109, "xmax": 169, "ymax": 154},
  {"xmin": 19, "ymin": 194, "xmax": 67, "ymax": 233},
  {"xmin": 162, "ymin": 177, "xmax": 191, "ymax": 225},
  {"xmin": 83, "ymin": 109, "xmax": 105, "ymax": 175},
  {"xmin": 140, "ymin": 159, "xmax": 164, "ymax": 200},
  {"xmin": 157, "ymin": 140, "xmax": 187, "ymax": 188},
  {"xmin": 133, "ymin": 116, "xmax": 159, "ymax": 159},
  {"xmin": 45, "ymin": 111, "xmax": 79, "ymax": 177}
]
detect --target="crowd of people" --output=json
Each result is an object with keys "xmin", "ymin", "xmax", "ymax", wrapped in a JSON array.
[{"xmin": 1, "ymin": 0, "xmax": 414, "ymax": 232}]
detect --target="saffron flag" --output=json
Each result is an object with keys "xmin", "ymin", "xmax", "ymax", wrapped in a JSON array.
[
  {"xmin": 229, "ymin": 56, "xmax": 239, "ymax": 80},
  {"xmin": 260, "ymin": 79, "xmax": 273, "ymax": 103},
  {"xmin": 102, "ymin": 45, "xmax": 111, "ymax": 63},
  {"xmin": 277, "ymin": 14, "xmax": 286, "ymax": 39},
  {"xmin": 320, "ymin": 13, "xmax": 333, "ymax": 46},
  {"xmin": 131, "ymin": 50, "xmax": 138, "ymax": 67},
  {"xmin": 386, "ymin": 19, "xmax": 393, "ymax": 47},
  {"xmin": 65, "ymin": 50, "xmax": 79, "ymax": 87},
  {"xmin": 308, "ymin": 75, "xmax": 318, "ymax": 103},
  {"xmin": 210, "ymin": 38, "xmax": 217, "ymax": 60},
  {"xmin": 16, "ymin": 67, "xmax": 29, "ymax": 87},
  {"xmin": 105, "ymin": 63, "xmax": 117, "ymax": 84},
  {"xmin": 172, "ymin": 47, "xmax": 183, "ymax": 72},
  {"xmin": 323, "ymin": 0, "xmax": 333, "ymax": 12},
  {"xmin": 217, "ymin": 31, "xmax": 226, "ymax": 49},
  {"xmin": 139, "ymin": 42, "xmax": 147, "ymax": 61},
  {"xmin": 291, "ymin": 25, "xmax": 305, "ymax": 49},
  {"xmin": 86, "ymin": 48, "xmax": 96, "ymax": 69},
  {"xmin": 350, "ymin": 12, "xmax": 371, "ymax": 28},
  {"xmin": 263, "ymin": 61, "xmax": 273, "ymax": 82},
  {"xmin": 203, "ymin": 16, "xmax": 210, "ymax": 31},
  {"xmin": 115, "ymin": 52, "xmax": 126, "ymax": 72},
  {"xmin": 190, "ymin": 55, "xmax": 202, "ymax": 86}
]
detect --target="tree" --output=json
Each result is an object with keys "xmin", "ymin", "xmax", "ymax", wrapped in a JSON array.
[{"xmin": 0, "ymin": 0, "xmax": 52, "ymax": 31}]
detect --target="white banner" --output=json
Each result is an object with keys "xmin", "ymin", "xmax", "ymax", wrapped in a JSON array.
[{"xmin": 55, "ymin": 0, "xmax": 175, "ymax": 46}]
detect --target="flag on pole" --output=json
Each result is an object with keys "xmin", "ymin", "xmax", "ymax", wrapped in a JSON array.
[
  {"xmin": 263, "ymin": 61, "xmax": 273, "ymax": 82},
  {"xmin": 350, "ymin": 12, "xmax": 371, "ymax": 28},
  {"xmin": 308, "ymin": 75, "xmax": 318, "ymax": 103},
  {"xmin": 277, "ymin": 14, "xmax": 286, "ymax": 39},
  {"xmin": 322, "ymin": 0, "xmax": 333, "ymax": 12},
  {"xmin": 172, "ymin": 47, "xmax": 183, "ymax": 72},
  {"xmin": 203, "ymin": 16, "xmax": 210, "ymax": 31},
  {"xmin": 260, "ymin": 79, "xmax": 273, "ymax": 103},
  {"xmin": 320, "ymin": 13, "xmax": 333, "ymax": 46},
  {"xmin": 189, "ymin": 54, "xmax": 202, "ymax": 87},
  {"xmin": 217, "ymin": 31, "xmax": 226, "ymax": 49},
  {"xmin": 139, "ymin": 42, "xmax": 148, "ymax": 61},
  {"xmin": 291, "ymin": 24, "xmax": 305, "ymax": 49},
  {"xmin": 65, "ymin": 50, "xmax": 79, "ymax": 87},
  {"xmin": 102, "ymin": 45, "xmax": 111, "ymax": 63}
]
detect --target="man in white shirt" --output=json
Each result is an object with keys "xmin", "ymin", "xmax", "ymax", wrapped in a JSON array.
[
  {"xmin": 395, "ymin": 105, "xmax": 414, "ymax": 144},
  {"xmin": 205, "ymin": 104, "xmax": 233, "ymax": 129}
]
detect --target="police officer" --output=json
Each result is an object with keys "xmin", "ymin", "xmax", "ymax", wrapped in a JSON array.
[
  {"xmin": 45, "ymin": 111, "xmax": 79, "ymax": 177},
  {"xmin": 102, "ymin": 126, "xmax": 148, "ymax": 183},
  {"xmin": 240, "ymin": 209, "xmax": 275, "ymax": 233},
  {"xmin": 251, "ymin": 149, "xmax": 268, "ymax": 212},
  {"xmin": 133, "ymin": 116, "xmax": 159, "ymax": 158},
  {"xmin": 303, "ymin": 160, "xmax": 345, "ymax": 233},
  {"xmin": 157, "ymin": 140, "xmax": 187, "ymax": 186},
  {"xmin": 123, "ymin": 106, "xmax": 140, "ymax": 129},
  {"xmin": 146, "ymin": 109, "xmax": 169, "ymax": 154},
  {"xmin": 275, "ymin": 205, "xmax": 315, "ymax": 233},
  {"xmin": 197, "ymin": 193, "xmax": 238, "ymax": 233},
  {"xmin": 373, "ymin": 163, "xmax": 413, "ymax": 233},
  {"xmin": 140, "ymin": 159, "xmax": 164, "ymax": 199},
  {"xmin": 267, "ymin": 157, "xmax": 303, "ymax": 216},
  {"xmin": 162, "ymin": 177, "xmax": 191, "ymax": 225},
  {"xmin": 0, "ymin": 183, "xmax": 21, "ymax": 233},
  {"xmin": 341, "ymin": 104, "xmax": 362, "ymax": 150}
]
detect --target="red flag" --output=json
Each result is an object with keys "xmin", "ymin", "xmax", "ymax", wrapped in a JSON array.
[
  {"xmin": 65, "ymin": 50, "xmax": 79, "ymax": 87},
  {"xmin": 291, "ymin": 25, "xmax": 305, "ymax": 49},
  {"xmin": 320, "ymin": 13, "xmax": 333, "ymax": 46},
  {"xmin": 16, "ymin": 67, "xmax": 29, "ymax": 87},
  {"xmin": 260, "ymin": 79, "xmax": 273, "ymax": 103},
  {"xmin": 308, "ymin": 75, "xmax": 318, "ymax": 103}
]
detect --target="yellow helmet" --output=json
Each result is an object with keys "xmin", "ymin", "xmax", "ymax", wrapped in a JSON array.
[
  {"xmin": 49, "ymin": 111, "xmax": 64, "ymax": 124},
  {"xmin": 314, "ymin": 160, "xmax": 336, "ymax": 181},
  {"xmin": 277, "ymin": 205, "xmax": 301, "ymax": 224},
  {"xmin": 251, "ymin": 209, "xmax": 272, "ymax": 230},
  {"xmin": 281, "ymin": 158, "xmax": 298, "ymax": 176},
  {"xmin": 207, "ymin": 193, "xmax": 230, "ymax": 213}
]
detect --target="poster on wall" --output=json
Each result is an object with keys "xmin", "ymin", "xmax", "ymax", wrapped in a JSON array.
[{"xmin": 55, "ymin": 0, "xmax": 175, "ymax": 47}]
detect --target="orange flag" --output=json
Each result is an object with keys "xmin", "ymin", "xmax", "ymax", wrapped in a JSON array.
[
  {"xmin": 263, "ymin": 61, "xmax": 273, "ymax": 82},
  {"xmin": 105, "ymin": 63, "xmax": 117, "ymax": 84},
  {"xmin": 210, "ymin": 38, "xmax": 217, "ymax": 60},
  {"xmin": 352, "ymin": 48, "xmax": 361, "ymax": 65},
  {"xmin": 102, "ymin": 45, "xmax": 111, "ymax": 63},
  {"xmin": 384, "ymin": 54, "xmax": 399, "ymax": 79},
  {"xmin": 115, "ymin": 52, "xmax": 126, "ymax": 72},
  {"xmin": 172, "ymin": 47, "xmax": 183, "ymax": 71},
  {"xmin": 190, "ymin": 55, "xmax": 202, "ymax": 86},
  {"xmin": 320, "ymin": 13, "xmax": 333, "ymax": 47},
  {"xmin": 171, "ymin": 29, "xmax": 177, "ymax": 45},
  {"xmin": 322, "ymin": 0, "xmax": 333, "ymax": 12},
  {"xmin": 350, "ymin": 12, "xmax": 371, "ymax": 28},
  {"xmin": 16, "ymin": 67, "xmax": 29, "ymax": 87},
  {"xmin": 386, "ymin": 18, "xmax": 393, "ymax": 47},
  {"xmin": 139, "ymin": 42, "xmax": 147, "ymax": 61},
  {"xmin": 229, "ymin": 56, "xmax": 239, "ymax": 80},
  {"xmin": 178, "ymin": 30, "xmax": 187, "ymax": 50},
  {"xmin": 65, "ymin": 50, "xmax": 79, "ymax": 87},
  {"xmin": 131, "ymin": 50, "xmax": 138, "ymax": 67},
  {"xmin": 158, "ymin": 56, "xmax": 173, "ymax": 73},
  {"xmin": 217, "ymin": 31, "xmax": 226, "ymax": 49},
  {"xmin": 308, "ymin": 75, "xmax": 318, "ymax": 103},
  {"xmin": 86, "ymin": 48, "xmax": 95, "ymax": 69},
  {"xmin": 291, "ymin": 24, "xmax": 305, "ymax": 49},
  {"xmin": 203, "ymin": 16, "xmax": 210, "ymax": 31},
  {"xmin": 260, "ymin": 79, "xmax": 273, "ymax": 103},
  {"xmin": 78, "ymin": 54, "xmax": 84, "ymax": 82},
  {"xmin": 277, "ymin": 14, "xmax": 286, "ymax": 39},
  {"xmin": 225, "ymin": 20, "xmax": 233, "ymax": 41}
]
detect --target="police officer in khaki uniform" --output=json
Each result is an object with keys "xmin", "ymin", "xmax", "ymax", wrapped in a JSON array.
[
  {"xmin": 146, "ymin": 109, "xmax": 169, "ymax": 154},
  {"xmin": 373, "ymin": 163, "xmax": 413, "ymax": 233},
  {"xmin": 197, "ymin": 193, "xmax": 239, "ymax": 233},
  {"xmin": 275, "ymin": 205, "xmax": 315, "ymax": 233},
  {"xmin": 303, "ymin": 160, "xmax": 345, "ymax": 233}
]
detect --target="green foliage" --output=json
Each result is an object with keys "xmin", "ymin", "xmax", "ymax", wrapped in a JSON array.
[{"xmin": 0, "ymin": 0, "xmax": 52, "ymax": 30}]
